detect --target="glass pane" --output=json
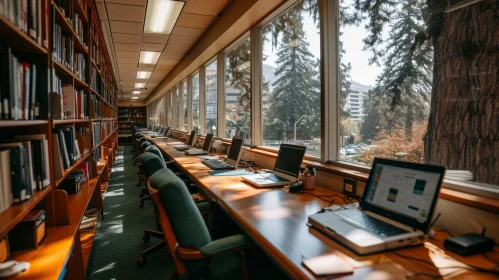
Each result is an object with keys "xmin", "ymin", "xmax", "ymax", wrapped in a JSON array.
[
  {"xmin": 225, "ymin": 37, "xmax": 251, "ymax": 144},
  {"xmin": 183, "ymin": 80, "xmax": 187, "ymax": 131},
  {"xmin": 261, "ymin": 0, "xmax": 321, "ymax": 157},
  {"xmin": 206, "ymin": 60, "xmax": 217, "ymax": 136},
  {"xmin": 175, "ymin": 87, "xmax": 180, "ymax": 129},
  {"xmin": 192, "ymin": 73, "xmax": 200, "ymax": 134}
]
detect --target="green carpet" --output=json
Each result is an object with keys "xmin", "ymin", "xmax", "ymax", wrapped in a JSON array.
[{"xmin": 86, "ymin": 146, "xmax": 174, "ymax": 280}]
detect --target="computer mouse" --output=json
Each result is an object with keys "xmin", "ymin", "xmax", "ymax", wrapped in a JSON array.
[
  {"xmin": 0, "ymin": 262, "xmax": 30, "ymax": 278},
  {"xmin": 0, "ymin": 261, "xmax": 17, "ymax": 271}
]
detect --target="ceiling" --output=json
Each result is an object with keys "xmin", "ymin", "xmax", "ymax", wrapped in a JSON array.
[{"xmin": 95, "ymin": 0, "xmax": 230, "ymax": 101}]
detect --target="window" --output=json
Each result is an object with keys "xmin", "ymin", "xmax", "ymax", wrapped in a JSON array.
[
  {"xmin": 192, "ymin": 73, "xmax": 200, "ymax": 134},
  {"xmin": 205, "ymin": 60, "xmax": 217, "ymax": 135},
  {"xmin": 225, "ymin": 37, "xmax": 251, "ymax": 144},
  {"xmin": 174, "ymin": 86, "xmax": 180, "ymax": 129},
  {"xmin": 261, "ymin": 0, "xmax": 321, "ymax": 157},
  {"xmin": 182, "ymin": 80, "xmax": 187, "ymax": 130}
]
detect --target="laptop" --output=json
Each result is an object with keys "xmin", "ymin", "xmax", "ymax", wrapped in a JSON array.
[
  {"xmin": 242, "ymin": 144, "xmax": 306, "ymax": 188},
  {"xmin": 201, "ymin": 137, "xmax": 244, "ymax": 170},
  {"xmin": 174, "ymin": 131, "xmax": 196, "ymax": 151},
  {"xmin": 308, "ymin": 158, "xmax": 445, "ymax": 255},
  {"xmin": 155, "ymin": 127, "xmax": 171, "ymax": 139},
  {"xmin": 185, "ymin": 133, "xmax": 213, "ymax": 155}
]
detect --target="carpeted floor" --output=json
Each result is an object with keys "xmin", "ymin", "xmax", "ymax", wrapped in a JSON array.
[{"xmin": 86, "ymin": 145, "xmax": 174, "ymax": 280}]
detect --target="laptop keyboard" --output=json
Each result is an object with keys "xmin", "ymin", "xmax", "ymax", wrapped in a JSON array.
[
  {"xmin": 201, "ymin": 159, "xmax": 235, "ymax": 170},
  {"xmin": 185, "ymin": 149, "xmax": 207, "ymax": 155},
  {"xmin": 336, "ymin": 210, "xmax": 408, "ymax": 237},
  {"xmin": 174, "ymin": 146, "xmax": 189, "ymax": 151},
  {"xmin": 266, "ymin": 174, "xmax": 290, "ymax": 182}
]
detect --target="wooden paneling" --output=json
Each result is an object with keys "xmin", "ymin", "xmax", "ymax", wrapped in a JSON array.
[
  {"xmin": 105, "ymin": 3, "xmax": 145, "ymax": 22},
  {"xmin": 109, "ymin": 20, "xmax": 143, "ymax": 34},
  {"xmin": 115, "ymin": 50, "xmax": 139, "ymax": 58},
  {"xmin": 172, "ymin": 26, "xmax": 205, "ymax": 37},
  {"xmin": 142, "ymin": 33, "xmax": 169, "ymax": 44},
  {"xmin": 112, "ymin": 33, "xmax": 142, "ymax": 43},
  {"xmin": 114, "ymin": 42, "xmax": 140, "ymax": 51},
  {"xmin": 140, "ymin": 43, "xmax": 165, "ymax": 52},
  {"xmin": 169, "ymin": 34, "xmax": 199, "ymax": 45},
  {"xmin": 183, "ymin": 0, "xmax": 229, "ymax": 16},
  {"xmin": 176, "ymin": 13, "xmax": 215, "ymax": 29},
  {"xmin": 106, "ymin": 0, "xmax": 146, "ymax": 5}
]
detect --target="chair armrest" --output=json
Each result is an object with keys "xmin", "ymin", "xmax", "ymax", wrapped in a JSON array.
[
  {"xmin": 195, "ymin": 201, "xmax": 211, "ymax": 213},
  {"xmin": 165, "ymin": 160, "xmax": 175, "ymax": 166},
  {"xmin": 200, "ymin": 235, "xmax": 250, "ymax": 256}
]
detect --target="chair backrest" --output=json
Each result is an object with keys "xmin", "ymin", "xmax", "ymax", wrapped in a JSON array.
[
  {"xmin": 145, "ymin": 145, "xmax": 166, "ymax": 166},
  {"xmin": 141, "ymin": 141, "xmax": 152, "ymax": 152},
  {"xmin": 150, "ymin": 169, "xmax": 212, "ymax": 276},
  {"xmin": 139, "ymin": 153, "xmax": 165, "ymax": 177}
]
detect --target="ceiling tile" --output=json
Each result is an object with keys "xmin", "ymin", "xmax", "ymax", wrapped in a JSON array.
[
  {"xmin": 106, "ymin": 0, "xmax": 146, "ymax": 5},
  {"xmin": 116, "ymin": 57, "xmax": 137, "ymax": 64},
  {"xmin": 176, "ymin": 13, "xmax": 215, "ymax": 29},
  {"xmin": 106, "ymin": 3, "xmax": 145, "ymax": 22},
  {"xmin": 142, "ymin": 34, "xmax": 169, "ymax": 44},
  {"xmin": 115, "ymin": 50, "xmax": 139, "ymax": 58},
  {"xmin": 140, "ymin": 43, "xmax": 164, "ymax": 52},
  {"xmin": 110, "ymin": 21, "xmax": 143, "ymax": 34},
  {"xmin": 113, "ymin": 33, "xmax": 141, "ymax": 43},
  {"xmin": 171, "ymin": 26, "xmax": 205, "ymax": 37},
  {"xmin": 157, "ymin": 59, "xmax": 177, "ymax": 66},
  {"xmin": 114, "ymin": 42, "xmax": 140, "ymax": 51},
  {"xmin": 169, "ymin": 34, "xmax": 198, "ymax": 45},
  {"xmin": 163, "ymin": 43, "xmax": 189, "ymax": 55},
  {"xmin": 183, "ymin": 0, "xmax": 228, "ymax": 16},
  {"xmin": 137, "ymin": 64, "xmax": 155, "ymax": 71}
]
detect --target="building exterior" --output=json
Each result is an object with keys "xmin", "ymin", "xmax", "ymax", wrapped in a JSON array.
[{"xmin": 345, "ymin": 81, "xmax": 371, "ymax": 121}]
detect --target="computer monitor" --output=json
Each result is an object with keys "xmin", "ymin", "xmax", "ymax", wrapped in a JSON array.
[
  {"xmin": 226, "ymin": 136, "xmax": 244, "ymax": 165},
  {"xmin": 273, "ymin": 144, "xmax": 307, "ymax": 178},
  {"xmin": 158, "ymin": 126, "xmax": 164, "ymax": 134},
  {"xmin": 202, "ymin": 133, "xmax": 214, "ymax": 151},
  {"xmin": 187, "ymin": 131, "xmax": 196, "ymax": 146},
  {"xmin": 163, "ymin": 127, "xmax": 170, "ymax": 137}
]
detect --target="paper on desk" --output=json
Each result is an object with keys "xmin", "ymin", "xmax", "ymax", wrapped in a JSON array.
[
  {"xmin": 199, "ymin": 155, "xmax": 219, "ymax": 160},
  {"xmin": 167, "ymin": 142, "xmax": 184, "ymax": 146}
]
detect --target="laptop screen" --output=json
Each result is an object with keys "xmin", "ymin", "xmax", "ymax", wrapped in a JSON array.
[
  {"xmin": 227, "ymin": 137, "xmax": 244, "ymax": 162},
  {"xmin": 187, "ymin": 131, "xmax": 196, "ymax": 146},
  {"xmin": 163, "ymin": 127, "xmax": 170, "ymax": 137},
  {"xmin": 361, "ymin": 158, "xmax": 445, "ymax": 232},
  {"xmin": 202, "ymin": 134, "xmax": 214, "ymax": 151},
  {"xmin": 274, "ymin": 144, "xmax": 306, "ymax": 177}
]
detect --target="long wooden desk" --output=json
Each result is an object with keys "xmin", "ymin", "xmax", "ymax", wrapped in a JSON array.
[{"xmin": 146, "ymin": 136, "xmax": 499, "ymax": 279}]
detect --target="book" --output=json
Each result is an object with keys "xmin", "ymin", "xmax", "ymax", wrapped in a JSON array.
[
  {"xmin": 0, "ymin": 143, "xmax": 29, "ymax": 203},
  {"xmin": 0, "ymin": 150, "xmax": 13, "ymax": 213}
]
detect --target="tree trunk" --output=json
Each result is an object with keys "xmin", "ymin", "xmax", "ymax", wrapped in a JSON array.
[{"xmin": 424, "ymin": 0, "xmax": 499, "ymax": 185}]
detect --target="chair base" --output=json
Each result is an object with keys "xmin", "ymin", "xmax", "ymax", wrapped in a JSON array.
[{"xmin": 137, "ymin": 238, "xmax": 166, "ymax": 267}]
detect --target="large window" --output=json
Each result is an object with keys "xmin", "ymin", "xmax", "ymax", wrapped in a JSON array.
[
  {"xmin": 192, "ymin": 73, "xmax": 200, "ymax": 134},
  {"xmin": 182, "ymin": 80, "xmax": 187, "ymax": 131},
  {"xmin": 205, "ymin": 60, "xmax": 217, "ymax": 135},
  {"xmin": 174, "ymin": 86, "xmax": 180, "ymax": 129},
  {"xmin": 225, "ymin": 37, "xmax": 251, "ymax": 144},
  {"xmin": 261, "ymin": 0, "xmax": 321, "ymax": 157}
]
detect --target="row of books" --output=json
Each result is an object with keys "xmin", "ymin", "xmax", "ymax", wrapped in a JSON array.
[
  {"xmin": 62, "ymin": 85, "xmax": 89, "ymax": 119},
  {"xmin": 91, "ymin": 67, "xmax": 102, "ymax": 93},
  {"xmin": 55, "ymin": 0, "xmax": 72, "ymax": 21},
  {"xmin": 75, "ymin": 53, "xmax": 86, "ymax": 82},
  {"xmin": 52, "ymin": 18, "xmax": 74, "ymax": 72},
  {"xmin": 52, "ymin": 126, "xmax": 91, "ymax": 181},
  {"xmin": 0, "ymin": 0, "xmax": 50, "ymax": 49},
  {"xmin": 91, "ymin": 44, "xmax": 101, "ymax": 66},
  {"xmin": 0, "ymin": 47, "xmax": 50, "ymax": 120},
  {"xmin": 73, "ymin": 12, "xmax": 87, "ymax": 48},
  {"xmin": 0, "ymin": 135, "xmax": 51, "ymax": 213},
  {"xmin": 50, "ymin": 69, "xmax": 64, "ymax": 119},
  {"xmin": 91, "ymin": 122, "xmax": 101, "ymax": 148}
]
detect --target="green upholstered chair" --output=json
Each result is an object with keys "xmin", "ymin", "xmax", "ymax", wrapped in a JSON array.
[{"xmin": 150, "ymin": 170, "xmax": 250, "ymax": 280}]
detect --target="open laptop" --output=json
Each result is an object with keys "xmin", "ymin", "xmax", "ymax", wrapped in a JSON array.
[
  {"xmin": 155, "ymin": 127, "xmax": 171, "ymax": 139},
  {"xmin": 308, "ymin": 158, "xmax": 445, "ymax": 255},
  {"xmin": 201, "ymin": 137, "xmax": 244, "ymax": 170},
  {"xmin": 185, "ymin": 133, "xmax": 213, "ymax": 155},
  {"xmin": 242, "ymin": 144, "xmax": 306, "ymax": 188},
  {"xmin": 174, "ymin": 131, "xmax": 196, "ymax": 151}
]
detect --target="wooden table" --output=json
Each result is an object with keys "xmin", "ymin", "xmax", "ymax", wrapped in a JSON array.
[{"xmin": 146, "ymin": 136, "xmax": 499, "ymax": 280}]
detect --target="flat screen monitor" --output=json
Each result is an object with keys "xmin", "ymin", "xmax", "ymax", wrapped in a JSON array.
[
  {"xmin": 273, "ymin": 144, "xmax": 307, "ymax": 177},
  {"xmin": 227, "ymin": 137, "xmax": 244, "ymax": 162},
  {"xmin": 203, "ymin": 134, "xmax": 214, "ymax": 151},
  {"xmin": 187, "ymin": 131, "xmax": 196, "ymax": 146}
]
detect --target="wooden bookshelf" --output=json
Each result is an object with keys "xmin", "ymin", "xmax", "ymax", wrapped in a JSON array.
[
  {"xmin": 118, "ymin": 106, "xmax": 147, "ymax": 145},
  {"xmin": 0, "ymin": 0, "xmax": 119, "ymax": 278}
]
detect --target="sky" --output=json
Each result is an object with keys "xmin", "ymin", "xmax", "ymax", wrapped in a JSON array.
[{"xmin": 262, "ymin": 6, "xmax": 383, "ymax": 87}]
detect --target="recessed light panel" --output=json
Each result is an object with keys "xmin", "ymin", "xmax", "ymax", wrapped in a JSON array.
[
  {"xmin": 144, "ymin": 0, "xmax": 185, "ymax": 34},
  {"xmin": 137, "ymin": 71, "xmax": 152, "ymax": 79},
  {"xmin": 139, "ymin": 51, "xmax": 161, "ymax": 65},
  {"xmin": 132, "ymin": 91, "xmax": 142, "ymax": 95},
  {"xmin": 134, "ymin": 83, "xmax": 146, "ymax": 88}
]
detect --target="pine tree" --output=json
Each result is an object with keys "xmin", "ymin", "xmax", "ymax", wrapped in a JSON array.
[{"xmin": 263, "ymin": 5, "xmax": 321, "ymax": 141}]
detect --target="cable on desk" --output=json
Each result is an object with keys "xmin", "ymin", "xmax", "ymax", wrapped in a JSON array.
[{"xmin": 298, "ymin": 192, "xmax": 338, "ymax": 203}]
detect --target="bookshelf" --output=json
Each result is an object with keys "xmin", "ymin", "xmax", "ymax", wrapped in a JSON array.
[
  {"xmin": 118, "ymin": 106, "xmax": 147, "ymax": 145},
  {"xmin": 0, "ymin": 0, "xmax": 119, "ymax": 279}
]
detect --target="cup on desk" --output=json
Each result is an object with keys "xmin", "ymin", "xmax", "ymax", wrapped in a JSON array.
[{"xmin": 301, "ymin": 166, "xmax": 316, "ymax": 190}]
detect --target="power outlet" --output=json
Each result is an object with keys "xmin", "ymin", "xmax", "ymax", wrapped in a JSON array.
[{"xmin": 343, "ymin": 177, "xmax": 357, "ymax": 198}]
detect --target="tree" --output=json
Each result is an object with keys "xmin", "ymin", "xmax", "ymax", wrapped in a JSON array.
[
  {"xmin": 263, "ymin": 1, "xmax": 321, "ymax": 141},
  {"xmin": 351, "ymin": 0, "xmax": 498, "ymax": 184}
]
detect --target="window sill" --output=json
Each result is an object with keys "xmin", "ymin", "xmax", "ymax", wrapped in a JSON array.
[{"xmin": 246, "ymin": 148, "xmax": 499, "ymax": 213}]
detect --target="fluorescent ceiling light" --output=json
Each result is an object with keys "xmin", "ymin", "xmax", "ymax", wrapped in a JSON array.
[
  {"xmin": 144, "ymin": 0, "xmax": 185, "ymax": 34},
  {"xmin": 131, "ymin": 97, "xmax": 139, "ymax": 100},
  {"xmin": 134, "ymin": 83, "xmax": 146, "ymax": 88},
  {"xmin": 139, "ymin": 51, "xmax": 161, "ymax": 65},
  {"xmin": 132, "ymin": 91, "xmax": 142, "ymax": 95},
  {"xmin": 137, "ymin": 71, "xmax": 152, "ymax": 79}
]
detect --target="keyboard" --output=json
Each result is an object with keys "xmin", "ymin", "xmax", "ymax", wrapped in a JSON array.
[
  {"xmin": 174, "ymin": 146, "xmax": 189, "ymax": 151},
  {"xmin": 336, "ymin": 209, "xmax": 408, "ymax": 237},
  {"xmin": 201, "ymin": 159, "xmax": 235, "ymax": 170},
  {"xmin": 185, "ymin": 149, "xmax": 208, "ymax": 155}
]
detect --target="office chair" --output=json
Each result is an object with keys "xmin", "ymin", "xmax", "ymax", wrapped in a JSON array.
[
  {"xmin": 149, "ymin": 170, "xmax": 250, "ymax": 280},
  {"xmin": 137, "ymin": 167, "xmax": 211, "ymax": 267}
]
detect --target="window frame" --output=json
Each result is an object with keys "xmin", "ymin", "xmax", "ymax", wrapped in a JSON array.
[{"xmin": 204, "ymin": 57, "xmax": 218, "ymax": 136}]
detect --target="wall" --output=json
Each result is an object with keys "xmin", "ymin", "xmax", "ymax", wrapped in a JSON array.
[{"xmin": 147, "ymin": 95, "xmax": 165, "ymax": 127}]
